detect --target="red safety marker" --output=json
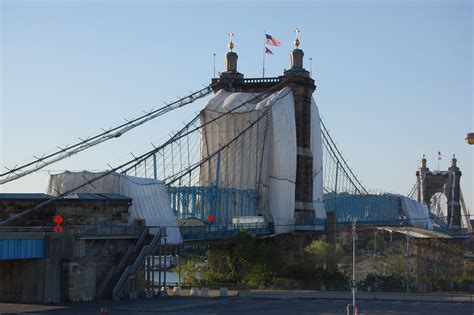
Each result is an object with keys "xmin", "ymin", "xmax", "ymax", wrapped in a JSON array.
[
  {"xmin": 53, "ymin": 215, "xmax": 63, "ymax": 233},
  {"xmin": 208, "ymin": 214, "xmax": 215, "ymax": 224}
]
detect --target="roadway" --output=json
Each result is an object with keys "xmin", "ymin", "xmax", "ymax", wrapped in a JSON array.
[{"xmin": 1, "ymin": 295, "xmax": 473, "ymax": 315}]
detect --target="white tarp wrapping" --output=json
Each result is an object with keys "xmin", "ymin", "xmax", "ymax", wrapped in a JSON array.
[
  {"xmin": 200, "ymin": 87, "xmax": 326, "ymax": 234},
  {"xmin": 311, "ymin": 99, "xmax": 326, "ymax": 220},
  {"xmin": 261, "ymin": 89, "xmax": 297, "ymax": 233},
  {"xmin": 45, "ymin": 171, "xmax": 182, "ymax": 244},
  {"xmin": 400, "ymin": 196, "xmax": 433, "ymax": 230},
  {"xmin": 199, "ymin": 89, "xmax": 273, "ymax": 190}
]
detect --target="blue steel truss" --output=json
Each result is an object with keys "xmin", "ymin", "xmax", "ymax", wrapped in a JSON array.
[
  {"xmin": 168, "ymin": 186, "xmax": 258, "ymax": 225},
  {"xmin": 324, "ymin": 193, "xmax": 405, "ymax": 226}
]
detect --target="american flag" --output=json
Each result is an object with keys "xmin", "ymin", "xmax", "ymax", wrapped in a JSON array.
[
  {"xmin": 265, "ymin": 47, "xmax": 273, "ymax": 55},
  {"xmin": 265, "ymin": 34, "xmax": 281, "ymax": 46}
]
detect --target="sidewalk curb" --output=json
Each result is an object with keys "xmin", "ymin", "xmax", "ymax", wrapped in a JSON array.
[
  {"xmin": 235, "ymin": 290, "xmax": 474, "ymax": 304},
  {"xmin": 114, "ymin": 299, "xmax": 229, "ymax": 313}
]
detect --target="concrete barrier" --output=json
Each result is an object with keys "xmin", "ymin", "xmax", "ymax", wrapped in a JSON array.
[
  {"xmin": 238, "ymin": 290, "xmax": 250, "ymax": 298},
  {"xmin": 172, "ymin": 287, "xmax": 181, "ymax": 296},
  {"xmin": 220, "ymin": 288, "xmax": 228, "ymax": 297},
  {"xmin": 190, "ymin": 287, "xmax": 199, "ymax": 296},
  {"xmin": 201, "ymin": 287, "xmax": 209, "ymax": 297}
]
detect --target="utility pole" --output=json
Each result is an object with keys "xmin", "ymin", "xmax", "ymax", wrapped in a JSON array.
[
  {"xmin": 406, "ymin": 234, "xmax": 410, "ymax": 293},
  {"xmin": 374, "ymin": 229, "xmax": 377, "ymax": 254},
  {"xmin": 350, "ymin": 219, "xmax": 357, "ymax": 315}
]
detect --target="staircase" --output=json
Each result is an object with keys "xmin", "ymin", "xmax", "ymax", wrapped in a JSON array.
[
  {"xmin": 111, "ymin": 228, "xmax": 164, "ymax": 300},
  {"xmin": 97, "ymin": 227, "xmax": 159, "ymax": 299}
]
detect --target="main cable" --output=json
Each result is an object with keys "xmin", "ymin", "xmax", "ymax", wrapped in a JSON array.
[
  {"xmin": 0, "ymin": 85, "xmax": 216, "ymax": 185},
  {"xmin": 0, "ymin": 81, "xmax": 287, "ymax": 225}
]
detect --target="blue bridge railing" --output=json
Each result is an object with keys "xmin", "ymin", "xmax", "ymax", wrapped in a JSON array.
[
  {"xmin": 180, "ymin": 223, "xmax": 270, "ymax": 241},
  {"xmin": 324, "ymin": 193, "xmax": 405, "ymax": 226}
]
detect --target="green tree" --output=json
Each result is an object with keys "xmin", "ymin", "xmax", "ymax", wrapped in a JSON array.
[
  {"xmin": 173, "ymin": 260, "xmax": 200, "ymax": 285},
  {"xmin": 305, "ymin": 240, "xmax": 343, "ymax": 271},
  {"xmin": 221, "ymin": 230, "xmax": 283, "ymax": 288},
  {"xmin": 383, "ymin": 252, "xmax": 406, "ymax": 275}
]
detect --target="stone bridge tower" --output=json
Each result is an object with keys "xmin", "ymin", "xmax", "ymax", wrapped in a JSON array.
[
  {"xmin": 211, "ymin": 32, "xmax": 316, "ymax": 224},
  {"xmin": 416, "ymin": 155, "xmax": 462, "ymax": 229}
]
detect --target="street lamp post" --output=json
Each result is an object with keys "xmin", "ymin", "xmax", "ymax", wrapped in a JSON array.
[
  {"xmin": 406, "ymin": 234, "xmax": 410, "ymax": 293},
  {"xmin": 352, "ymin": 219, "xmax": 357, "ymax": 314}
]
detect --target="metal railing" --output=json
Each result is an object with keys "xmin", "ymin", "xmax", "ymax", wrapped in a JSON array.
[
  {"xmin": 97, "ymin": 227, "xmax": 149, "ymax": 299},
  {"xmin": 112, "ymin": 228, "xmax": 165, "ymax": 300},
  {"xmin": 70, "ymin": 225, "xmax": 143, "ymax": 236},
  {"xmin": 211, "ymin": 77, "xmax": 282, "ymax": 85},
  {"xmin": 0, "ymin": 226, "xmax": 54, "ymax": 233},
  {"xmin": 243, "ymin": 77, "xmax": 282, "ymax": 84},
  {"xmin": 180, "ymin": 223, "xmax": 270, "ymax": 241}
]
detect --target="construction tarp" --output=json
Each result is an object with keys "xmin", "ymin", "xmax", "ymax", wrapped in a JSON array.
[
  {"xmin": 400, "ymin": 196, "xmax": 433, "ymax": 230},
  {"xmin": 199, "ymin": 87, "xmax": 326, "ymax": 234},
  {"xmin": 312, "ymin": 99, "xmax": 325, "ymax": 220},
  {"xmin": 45, "ymin": 171, "xmax": 182, "ymax": 244}
]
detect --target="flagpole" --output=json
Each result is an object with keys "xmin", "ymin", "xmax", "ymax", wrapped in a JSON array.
[
  {"xmin": 263, "ymin": 30, "xmax": 266, "ymax": 78},
  {"xmin": 438, "ymin": 151, "xmax": 440, "ymax": 171}
]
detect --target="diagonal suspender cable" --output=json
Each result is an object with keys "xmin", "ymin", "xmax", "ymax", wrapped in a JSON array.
[
  {"xmin": 320, "ymin": 118, "xmax": 369, "ymax": 194},
  {"xmin": 164, "ymin": 88, "xmax": 292, "ymax": 187},
  {"xmin": 0, "ymin": 85, "xmax": 215, "ymax": 185}
]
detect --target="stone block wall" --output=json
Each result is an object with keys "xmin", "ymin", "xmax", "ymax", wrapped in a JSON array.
[
  {"xmin": 56, "ymin": 201, "xmax": 130, "ymax": 226},
  {"xmin": 286, "ymin": 75, "xmax": 316, "ymax": 220},
  {"xmin": 62, "ymin": 259, "xmax": 96, "ymax": 302},
  {"xmin": 0, "ymin": 198, "xmax": 130, "ymax": 227},
  {"xmin": 295, "ymin": 154, "xmax": 313, "ymax": 204},
  {"xmin": 0, "ymin": 200, "xmax": 57, "ymax": 226},
  {"xmin": 0, "ymin": 260, "xmax": 45, "ymax": 303}
]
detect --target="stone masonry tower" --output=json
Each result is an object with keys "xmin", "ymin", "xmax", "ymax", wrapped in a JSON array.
[
  {"xmin": 211, "ymin": 30, "xmax": 317, "ymax": 225},
  {"xmin": 446, "ymin": 155, "xmax": 462, "ymax": 228},
  {"xmin": 283, "ymin": 30, "xmax": 316, "ymax": 224},
  {"xmin": 416, "ymin": 154, "xmax": 462, "ymax": 229}
]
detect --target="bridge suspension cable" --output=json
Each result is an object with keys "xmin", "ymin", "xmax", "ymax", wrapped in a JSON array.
[
  {"xmin": 0, "ymin": 85, "xmax": 215, "ymax": 185},
  {"xmin": 407, "ymin": 181, "xmax": 419, "ymax": 199},
  {"xmin": 0, "ymin": 81, "xmax": 287, "ymax": 225},
  {"xmin": 320, "ymin": 119, "xmax": 368, "ymax": 195},
  {"xmin": 460, "ymin": 188, "xmax": 472, "ymax": 232}
]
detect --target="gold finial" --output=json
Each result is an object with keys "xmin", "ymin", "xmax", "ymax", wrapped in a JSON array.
[
  {"xmin": 228, "ymin": 32, "xmax": 234, "ymax": 52},
  {"xmin": 294, "ymin": 28, "xmax": 300, "ymax": 48}
]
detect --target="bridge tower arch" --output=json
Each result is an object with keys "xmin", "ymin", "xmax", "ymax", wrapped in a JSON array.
[
  {"xmin": 416, "ymin": 155, "xmax": 462, "ymax": 229},
  {"xmin": 211, "ymin": 33, "xmax": 317, "ymax": 224}
]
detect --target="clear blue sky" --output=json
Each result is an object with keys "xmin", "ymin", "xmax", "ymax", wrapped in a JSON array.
[{"xmin": 1, "ymin": 1, "xmax": 473, "ymax": 211}]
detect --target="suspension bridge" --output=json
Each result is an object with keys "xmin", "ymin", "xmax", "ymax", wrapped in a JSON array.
[
  {"xmin": 1, "ymin": 35, "xmax": 472, "ymax": 304},
  {"xmin": 1, "ymin": 39, "xmax": 471, "ymax": 242}
]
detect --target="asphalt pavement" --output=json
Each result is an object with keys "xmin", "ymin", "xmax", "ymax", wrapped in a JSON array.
[{"xmin": 1, "ymin": 293, "xmax": 473, "ymax": 315}]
